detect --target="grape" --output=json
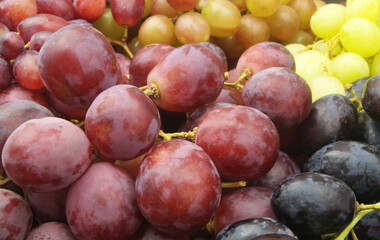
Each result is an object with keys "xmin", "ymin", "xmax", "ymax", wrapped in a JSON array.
[
  {"xmin": 236, "ymin": 41, "xmax": 295, "ymax": 77},
  {"xmin": 29, "ymin": 31, "xmax": 52, "ymax": 51},
  {"xmin": 332, "ymin": 52, "xmax": 370, "ymax": 86},
  {"xmin": 249, "ymin": 151, "xmax": 300, "ymax": 189},
  {"xmin": 12, "ymin": 50, "xmax": 44, "ymax": 90},
  {"xmin": 346, "ymin": 0, "xmax": 379, "ymax": 22},
  {"xmin": 129, "ymin": 44, "xmax": 175, "ymax": 87},
  {"xmin": 35, "ymin": 0, "xmax": 75, "ymax": 20},
  {"xmin": 271, "ymin": 172, "xmax": 356, "ymax": 238},
  {"xmin": 372, "ymin": 51, "xmax": 380, "ymax": 76},
  {"xmin": 215, "ymin": 88, "xmax": 243, "ymax": 105},
  {"xmin": 229, "ymin": 0, "xmax": 247, "ymax": 12},
  {"xmin": 242, "ymin": 67, "xmax": 312, "ymax": 130},
  {"xmin": 281, "ymin": 30, "xmax": 314, "ymax": 46},
  {"xmin": 362, "ymin": 75, "xmax": 380, "ymax": 122},
  {"xmin": 0, "ymin": 56, "xmax": 12, "ymax": 91},
  {"xmin": 73, "ymin": 0, "xmax": 106, "ymax": 22},
  {"xmin": 307, "ymin": 75, "xmax": 345, "ymax": 102},
  {"xmin": 138, "ymin": 15, "xmax": 176, "ymax": 47},
  {"xmin": 284, "ymin": 43, "xmax": 306, "ymax": 57},
  {"xmin": 38, "ymin": 24, "xmax": 121, "ymax": 110},
  {"xmin": 305, "ymin": 140, "xmax": 380, "ymax": 204},
  {"xmin": 288, "ymin": 0, "xmax": 316, "ymax": 30},
  {"xmin": 175, "ymin": 12, "xmax": 210, "ymax": 44},
  {"xmin": 26, "ymin": 188, "xmax": 68, "ymax": 223},
  {"xmin": 235, "ymin": 14, "xmax": 270, "ymax": 49},
  {"xmin": 93, "ymin": 8, "xmax": 125, "ymax": 40},
  {"xmin": 0, "ymin": 0, "xmax": 37, "ymax": 31},
  {"xmin": 2, "ymin": 117, "xmax": 92, "ymax": 192},
  {"xmin": 26, "ymin": 222, "xmax": 76, "ymax": 240},
  {"xmin": 115, "ymin": 154, "xmax": 145, "ymax": 180},
  {"xmin": 0, "ymin": 84, "xmax": 50, "ymax": 109},
  {"xmin": 0, "ymin": 188, "xmax": 33, "ymax": 240},
  {"xmin": 314, "ymin": 0, "xmax": 326, "ymax": 8},
  {"xmin": 265, "ymin": 5, "xmax": 300, "ymax": 41},
  {"xmin": 252, "ymin": 235, "xmax": 298, "ymax": 240},
  {"xmin": 66, "ymin": 162, "xmax": 143, "ymax": 240},
  {"xmin": 340, "ymin": 17, "xmax": 380, "ymax": 58},
  {"xmin": 310, "ymin": 3, "xmax": 346, "ymax": 39},
  {"xmin": 17, "ymin": 13, "xmax": 69, "ymax": 43},
  {"xmin": 0, "ymin": 100, "xmax": 53, "ymax": 170},
  {"xmin": 197, "ymin": 42, "xmax": 228, "ymax": 72},
  {"xmin": 195, "ymin": 105, "xmax": 280, "ymax": 181},
  {"xmin": 280, "ymin": 0, "xmax": 291, "ymax": 4},
  {"xmin": 298, "ymin": 94, "xmax": 358, "ymax": 156},
  {"xmin": 277, "ymin": 126, "xmax": 302, "ymax": 158},
  {"xmin": 167, "ymin": 0, "xmax": 200, "ymax": 11},
  {"xmin": 354, "ymin": 210, "xmax": 380, "ymax": 240},
  {"xmin": 114, "ymin": 53, "xmax": 131, "ymax": 85},
  {"xmin": 151, "ymin": 0, "xmax": 179, "ymax": 18},
  {"xmin": 214, "ymin": 187, "xmax": 276, "ymax": 233},
  {"xmin": 214, "ymin": 218, "xmax": 295, "ymax": 240},
  {"xmin": 0, "ymin": 32, "xmax": 25, "ymax": 61},
  {"xmin": 0, "ymin": 23, "xmax": 10, "ymax": 36},
  {"xmin": 142, "ymin": 0, "xmax": 153, "ymax": 18},
  {"xmin": 146, "ymin": 44, "xmax": 225, "ymax": 112},
  {"xmin": 201, "ymin": 0, "xmax": 241, "ymax": 38},
  {"xmin": 110, "ymin": 0, "xmax": 145, "ymax": 27},
  {"xmin": 211, "ymin": 35, "xmax": 245, "ymax": 60},
  {"xmin": 85, "ymin": 84, "xmax": 161, "ymax": 160},
  {"xmin": 294, "ymin": 50, "xmax": 333, "ymax": 83},
  {"xmin": 131, "ymin": 221, "xmax": 190, "ymax": 239},
  {"xmin": 245, "ymin": 0, "xmax": 280, "ymax": 18},
  {"xmin": 354, "ymin": 112, "xmax": 380, "ymax": 148},
  {"xmin": 128, "ymin": 36, "xmax": 143, "ymax": 55},
  {"xmin": 135, "ymin": 139, "xmax": 222, "ymax": 234}
]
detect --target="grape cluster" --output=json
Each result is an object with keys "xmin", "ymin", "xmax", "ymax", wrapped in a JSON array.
[{"xmin": 0, "ymin": 0, "xmax": 380, "ymax": 240}]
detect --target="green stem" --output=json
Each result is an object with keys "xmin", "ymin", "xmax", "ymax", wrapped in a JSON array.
[
  {"xmin": 345, "ymin": 83, "xmax": 364, "ymax": 114},
  {"xmin": 0, "ymin": 177, "xmax": 11, "ymax": 186},
  {"xmin": 158, "ymin": 127, "xmax": 198, "ymax": 142},
  {"xmin": 223, "ymin": 68, "xmax": 252, "ymax": 93},
  {"xmin": 106, "ymin": 36, "xmax": 134, "ymax": 59},
  {"xmin": 221, "ymin": 181, "xmax": 247, "ymax": 188},
  {"xmin": 143, "ymin": 83, "xmax": 160, "ymax": 100},
  {"xmin": 334, "ymin": 209, "xmax": 376, "ymax": 240}
]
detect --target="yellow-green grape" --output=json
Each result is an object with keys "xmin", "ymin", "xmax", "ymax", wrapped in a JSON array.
[
  {"xmin": 245, "ymin": 0, "xmax": 280, "ymax": 17},
  {"xmin": 332, "ymin": 52, "xmax": 370, "ymax": 86},
  {"xmin": 285, "ymin": 43, "xmax": 307, "ymax": 57},
  {"xmin": 174, "ymin": 12, "xmax": 211, "ymax": 44},
  {"xmin": 314, "ymin": 0, "xmax": 326, "ymax": 9},
  {"xmin": 310, "ymin": 4, "xmax": 346, "ymax": 39},
  {"xmin": 313, "ymin": 41, "xmax": 343, "ymax": 58},
  {"xmin": 346, "ymin": 0, "xmax": 379, "ymax": 22},
  {"xmin": 228, "ymin": 0, "xmax": 247, "ymax": 12},
  {"xmin": 201, "ymin": 0, "xmax": 241, "ymax": 38},
  {"xmin": 340, "ymin": 18, "xmax": 380, "ymax": 58},
  {"xmin": 308, "ymin": 75, "xmax": 346, "ymax": 102},
  {"xmin": 295, "ymin": 50, "xmax": 333, "ymax": 83},
  {"xmin": 280, "ymin": 0, "xmax": 291, "ymax": 4},
  {"xmin": 92, "ymin": 8, "xmax": 125, "ymax": 40},
  {"xmin": 142, "ymin": 0, "xmax": 153, "ymax": 18},
  {"xmin": 372, "ymin": 51, "xmax": 380, "ymax": 76},
  {"xmin": 138, "ymin": 15, "xmax": 176, "ymax": 46}
]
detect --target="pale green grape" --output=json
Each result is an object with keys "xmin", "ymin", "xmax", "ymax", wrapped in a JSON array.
[
  {"xmin": 93, "ymin": 8, "xmax": 124, "ymax": 40},
  {"xmin": 313, "ymin": 42, "xmax": 343, "ymax": 58},
  {"xmin": 371, "ymin": 51, "xmax": 380, "ymax": 76},
  {"xmin": 308, "ymin": 75, "xmax": 346, "ymax": 102},
  {"xmin": 285, "ymin": 43, "xmax": 306, "ymax": 57},
  {"xmin": 332, "ymin": 52, "xmax": 370, "ymax": 86},
  {"xmin": 340, "ymin": 18, "xmax": 380, "ymax": 58},
  {"xmin": 310, "ymin": 4, "xmax": 346, "ymax": 39},
  {"xmin": 295, "ymin": 50, "xmax": 333, "ymax": 83},
  {"xmin": 346, "ymin": 0, "xmax": 379, "ymax": 22},
  {"xmin": 245, "ymin": 0, "xmax": 280, "ymax": 17}
]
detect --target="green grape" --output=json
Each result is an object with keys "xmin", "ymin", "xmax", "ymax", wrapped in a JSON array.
[
  {"xmin": 310, "ymin": 4, "xmax": 346, "ymax": 39},
  {"xmin": 280, "ymin": 0, "xmax": 291, "ymax": 4},
  {"xmin": 92, "ymin": 8, "xmax": 125, "ymax": 40},
  {"xmin": 201, "ymin": 0, "xmax": 241, "ymax": 38},
  {"xmin": 314, "ymin": 0, "xmax": 326, "ymax": 9},
  {"xmin": 340, "ymin": 18, "xmax": 380, "ymax": 58},
  {"xmin": 372, "ymin": 51, "xmax": 380, "ymax": 76},
  {"xmin": 313, "ymin": 42, "xmax": 343, "ymax": 58},
  {"xmin": 332, "ymin": 52, "xmax": 370, "ymax": 86},
  {"xmin": 308, "ymin": 75, "xmax": 346, "ymax": 102},
  {"xmin": 138, "ymin": 15, "xmax": 176, "ymax": 46},
  {"xmin": 285, "ymin": 43, "xmax": 307, "ymax": 57},
  {"xmin": 245, "ymin": 0, "xmax": 280, "ymax": 17},
  {"xmin": 142, "ymin": 0, "xmax": 153, "ymax": 18},
  {"xmin": 295, "ymin": 50, "xmax": 333, "ymax": 83},
  {"xmin": 346, "ymin": 0, "xmax": 379, "ymax": 22}
]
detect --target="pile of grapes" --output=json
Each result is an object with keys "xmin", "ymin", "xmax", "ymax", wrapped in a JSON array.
[{"xmin": 0, "ymin": 0, "xmax": 379, "ymax": 239}]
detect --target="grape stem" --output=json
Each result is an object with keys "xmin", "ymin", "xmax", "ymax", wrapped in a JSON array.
[
  {"xmin": 221, "ymin": 181, "xmax": 247, "ymax": 188},
  {"xmin": 223, "ymin": 68, "xmax": 252, "ymax": 93},
  {"xmin": 143, "ymin": 83, "xmax": 160, "ymax": 100},
  {"xmin": 0, "ymin": 176, "xmax": 11, "ymax": 186},
  {"xmin": 344, "ymin": 83, "xmax": 364, "ymax": 113},
  {"xmin": 158, "ymin": 127, "xmax": 198, "ymax": 142},
  {"xmin": 105, "ymin": 36, "xmax": 134, "ymax": 59},
  {"xmin": 71, "ymin": 119, "xmax": 85, "ymax": 128},
  {"xmin": 24, "ymin": 42, "xmax": 30, "ymax": 50}
]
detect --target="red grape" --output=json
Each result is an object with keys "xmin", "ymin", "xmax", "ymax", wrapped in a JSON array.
[
  {"xmin": 0, "ymin": 32, "xmax": 25, "ymax": 61},
  {"xmin": 0, "ymin": 0, "xmax": 37, "ymax": 31},
  {"xmin": 214, "ymin": 88, "xmax": 243, "ymax": 105},
  {"xmin": 195, "ymin": 105, "xmax": 280, "ymax": 181},
  {"xmin": 167, "ymin": 0, "xmax": 200, "ymax": 11},
  {"xmin": 0, "ymin": 23, "xmax": 10, "ymax": 36},
  {"xmin": 13, "ymin": 50, "xmax": 45, "ymax": 90},
  {"xmin": 26, "ymin": 222, "xmax": 76, "ymax": 240},
  {"xmin": 0, "ymin": 84, "xmax": 50, "ymax": 110},
  {"xmin": 29, "ymin": 31, "xmax": 52, "ymax": 51},
  {"xmin": 73, "ymin": 0, "xmax": 106, "ymax": 22},
  {"xmin": 38, "ymin": 24, "xmax": 121, "ymax": 109},
  {"xmin": 35, "ymin": 0, "xmax": 75, "ymax": 20},
  {"xmin": 66, "ymin": 162, "xmax": 143, "ymax": 240},
  {"xmin": 2, "ymin": 117, "xmax": 92, "ymax": 192},
  {"xmin": 135, "ymin": 139, "xmax": 221, "ymax": 235},
  {"xmin": 115, "ymin": 52, "xmax": 132, "ymax": 85},
  {"xmin": 0, "ymin": 56, "xmax": 12, "ymax": 91},
  {"xmin": 110, "ymin": 0, "xmax": 145, "ymax": 27},
  {"xmin": 85, "ymin": 84, "xmax": 161, "ymax": 160}
]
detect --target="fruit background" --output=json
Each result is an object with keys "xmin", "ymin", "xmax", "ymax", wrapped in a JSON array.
[{"xmin": 0, "ymin": 0, "xmax": 380, "ymax": 239}]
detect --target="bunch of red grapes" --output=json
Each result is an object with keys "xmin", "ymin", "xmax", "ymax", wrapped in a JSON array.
[{"xmin": 0, "ymin": 0, "xmax": 379, "ymax": 240}]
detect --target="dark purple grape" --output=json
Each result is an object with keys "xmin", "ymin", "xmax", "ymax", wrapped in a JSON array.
[
  {"xmin": 304, "ymin": 140, "xmax": 380, "ymax": 204},
  {"xmin": 35, "ymin": 0, "xmax": 75, "ymax": 20},
  {"xmin": 345, "ymin": 77, "xmax": 369, "ymax": 100},
  {"xmin": 26, "ymin": 222, "xmax": 76, "ymax": 240},
  {"xmin": 362, "ymin": 75, "xmax": 380, "ymax": 122},
  {"xmin": 271, "ymin": 172, "xmax": 356, "ymax": 238},
  {"xmin": 214, "ymin": 218, "xmax": 295, "ymax": 240},
  {"xmin": 29, "ymin": 31, "xmax": 53, "ymax": 51},
  {"xmin": 0, "ymin": 188, "xmax": 33, "ymax": 240},
  {"xmin": 298, "ymin": 94, "xmax": 358, "ymax": 156},
  {"xmin": 354, "ymin": 112, "xmax": 380, "ymax": 148},
  {"xmin": 85, "ymin": 84, "xmax": 161, "ymax": 161},
  {"xmin": 66, "ymin": 162, "xmax": 143, "ymax": 240},
  {"xmin": 251, "ymin": 234, "xmax": 298, "ymax": 240},
  {"xmin": 354, "ymin": 210, "xmax": 380, "ymax": 240},
  {"xmin": 0, "ymin": 56, "xmax": 12, "ymax": 91},
  {"xmin": 0, "ymin": 31, "xmax": 25, "ymax": 61}
]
